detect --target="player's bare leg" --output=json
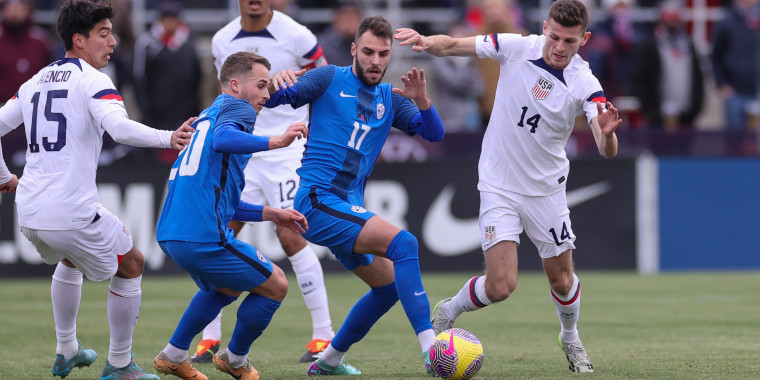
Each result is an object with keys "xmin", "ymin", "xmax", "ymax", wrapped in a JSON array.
[
  {"xmin": 543, "ymin": 250, "xmax": 593, "ymax": 372},
  {"xmin": 433, "ymin": 241, "xmax": 518, "ymax": 334},
  {"xmin": 276, "ymin": 225, "xmax": 335, "ymax": 362}
]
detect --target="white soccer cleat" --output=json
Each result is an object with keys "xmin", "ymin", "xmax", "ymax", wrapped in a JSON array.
[
  {"xmin": 431, "ymin": 297, "xmax": 455, "ymax": 335},
  {"xmin": 559, "ymin": 335, "xmax": 594, "ymax": 373}
]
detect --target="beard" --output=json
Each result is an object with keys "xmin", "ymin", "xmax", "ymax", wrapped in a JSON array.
[{"xmin": 353, "ymin": 56, "xmax": 386, "ymax": 86}]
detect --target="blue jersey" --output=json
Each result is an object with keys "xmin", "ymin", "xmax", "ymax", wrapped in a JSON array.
[
  {"xmin": 157, "ymin": 94, "xmax": 257, "ymax": 243},
  {"xmin": 272, "ymin": 65, "xmax": 418, "ymax": 204}
]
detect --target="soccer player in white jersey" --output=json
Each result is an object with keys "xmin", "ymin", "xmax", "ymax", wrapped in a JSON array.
[
  {"xmin": 395, "ymin": 0, "xmax": 622, "ymax": 373},
  {"xmin": 191, "ymin": 0, "xmax": 334, "ymax": 364},
  {"xmin": 0, "ymin": 1, "xmax": 194, "ymax": 379}
]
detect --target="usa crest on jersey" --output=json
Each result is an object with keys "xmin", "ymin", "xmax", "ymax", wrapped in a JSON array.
[{"xmin": 532, "ymin": 76, "xmax": 553, "ymax": 100}]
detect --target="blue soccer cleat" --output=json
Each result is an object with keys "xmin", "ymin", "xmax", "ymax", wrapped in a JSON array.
[
  {"xmin": 51, "ymin": 340, "xmax": 98, "ymax": 378},
  {"xmin": 100, "ymin": 353, "xmax": 160, "ymax": 380},
  {"xmin": 306, "ymin": 358, "xmax": 361, "ymax": 375}
]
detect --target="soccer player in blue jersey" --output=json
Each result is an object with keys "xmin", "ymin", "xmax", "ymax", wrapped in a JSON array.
[
  {"xmin": 266, "ymin": 16, "xmax": 445, "ymax": 376},
  {"xmin": 151, "ymin": 52, "xmax": 309, "ymax": 380}
]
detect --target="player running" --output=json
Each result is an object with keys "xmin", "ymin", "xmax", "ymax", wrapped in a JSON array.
[{"xmin": 395, "ymin": 0, "xmax": 622, "ymax": 373}]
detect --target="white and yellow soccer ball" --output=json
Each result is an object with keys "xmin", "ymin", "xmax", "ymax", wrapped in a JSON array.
[{"xmin": 428, "ymin": 328, "xmax": 484, "ymax": 380}]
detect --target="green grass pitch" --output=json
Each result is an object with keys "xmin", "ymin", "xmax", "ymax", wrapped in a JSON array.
[{"xmin": 1, "ymin": 271, "xmax": 759, "ymax": 379}]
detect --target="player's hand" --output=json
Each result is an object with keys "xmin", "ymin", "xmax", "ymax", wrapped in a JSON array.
[
  {"xmin": 270, "ymin": 122, "xmax": 308, "ymax": 149},
  {"xmin": 394, "ymin": 28, "xmax": 430, "ymax": 52},
  {"xmin": 171, "ymin": 116, "xmax": 197, "ymax": 150},
  {"xmin": 392, "ymin": 68, "xmax": 430, "ymax": 108},
  {"xmin": 597, "ymin": 102, "xmax": 622, "ymax": 136},
  {"xmin": 0, "ymin": 174, "xmax": 18, "ymax": 193},
  {"xmin": 269, "ymin": 69, "xmax": 306, "ymax": 93},
  {"xmin": 264, "ymin": 207, "xmax": 308, "ymax": 234}
]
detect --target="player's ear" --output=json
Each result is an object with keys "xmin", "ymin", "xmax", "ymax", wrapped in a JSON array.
[
  {"xmin": 580, "ymin": 31, "xmax": 591, "ymax": 46},
  {"xmin": 351, "ymin": 42, "xmax": 357, "ymax": 57},
  {"xmin": 229, "ymin": 78, "xmax": 240, "ymax": 93},
  {"xmin": 72, "ymin": 33, "xmax": 85, "ymax": 49}
]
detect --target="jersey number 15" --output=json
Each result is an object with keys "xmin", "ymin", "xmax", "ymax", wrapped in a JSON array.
[{"xmin": 29, "ymin": 90, "xmax": 68, "ymax": 153}]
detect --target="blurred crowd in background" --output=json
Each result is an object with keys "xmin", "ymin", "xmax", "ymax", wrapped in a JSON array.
[{"xmin": 1, "ymin": 0, "xmax": 759, "ymax": 164}]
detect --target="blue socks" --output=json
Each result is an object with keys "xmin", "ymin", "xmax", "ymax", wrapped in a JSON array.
[
  {"xmin": 331, "ymin": 282, "xmax": 398, "ymax": 352},
  {"xmin": 385, "ymin": 230, "xmax": 433, "ymax": 335},
  {"xmin": 170, "ymin": 290, "xmax": 237, "ymax": 350},
  {"xmin": 228, "ymin": 294, "xmax": 281, "ymax": 356}
]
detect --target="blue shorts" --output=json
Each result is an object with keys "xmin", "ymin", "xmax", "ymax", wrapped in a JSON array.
[
  {"xmin": 295, "ymin": 186, "xmax": 375, "ymax": 271},
  {"xmin": 159, "ymin": 229, "xmax": 273, "ymax": 292}
]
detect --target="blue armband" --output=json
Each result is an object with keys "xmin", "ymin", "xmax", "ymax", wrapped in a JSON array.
[
  {"xmin": 233, "ymin": 201, "xmax": 264, "ymax": 222},
  {"xmin": 212, "ymin": 122, "xmax": 270, "ymax": 154},
  {"xmin": 410, "ymin": 104, "xmax": 445, "ymax": 142}
]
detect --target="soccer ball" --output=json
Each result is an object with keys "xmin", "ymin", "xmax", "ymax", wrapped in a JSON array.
[{"xmin": 428, "ymin": 328, "xmax": 484, "ymax": 380}]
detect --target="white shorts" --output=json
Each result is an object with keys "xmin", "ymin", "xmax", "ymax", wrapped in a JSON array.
[
  {"xmin": 240, "ymin": 154, "xmax": 302, "ymax": 209},
  {"xmin": 21, "ymin": 205, "xmax": 133, "ymax": 282},
  {"xmin": 479, "ymin": 190, "xmax": 576, "ymax": 258}
]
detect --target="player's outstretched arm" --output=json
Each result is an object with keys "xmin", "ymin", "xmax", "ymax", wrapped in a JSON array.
[
  {"xmin": 269, "ymin": 122, "xmax": 308, "ymax": 149},
  {"xmin": 394, "ymin": 28, "xmax": 476, "ymax": 57},
  {"xmin": 392, "ymin": 67, "xmax": 430, "ymax": 109},
  {"xmin": 269, "ymin": 68, "xmax": 307, "ymax": 94},
  {"xmin": 263, "ymin": 207, "xmax": 308, "ymax": 234},
  {"xmin": 102, "ymin": 113, "xmax": 195, "ymax": 149},
  {"xmin": 590, "ymin": 101, "xmax": 621, "ymax": 159}
]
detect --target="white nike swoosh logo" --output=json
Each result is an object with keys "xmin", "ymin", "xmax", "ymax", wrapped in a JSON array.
[
  {"xmin": 414, "ymin": 291, "xmax": 426, "ymax": 296},
  {"xmin": 340, "ymin": 91, "xmax": 356, "ymax": 98},
  {"xmin": 422, "ymin": 182, "xmax": 611, "ymax": 256}
]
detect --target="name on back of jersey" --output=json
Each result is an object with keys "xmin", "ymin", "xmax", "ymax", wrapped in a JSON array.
[{"xmin": 37, "ymin": 70, "xmax": 72, "ymax": 85}]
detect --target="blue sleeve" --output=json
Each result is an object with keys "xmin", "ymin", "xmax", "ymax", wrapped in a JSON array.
[
  {"xmin": 212, "ymin": 122, "xmax": 270, "ymax": 154},
  {"xmin": 391, "ymin": 93, "xmax": 445, "ymax": 142},
  {"xmin": 265, "ymin": 65, "xmax": 337, "ymax": 109},
  {"xmin": 409, "ymin": 105, "xmax": 445, "ymax": 142},
  {"xmin": 232, "ymin": 200, "xmax": 264, "ymax": 222}
]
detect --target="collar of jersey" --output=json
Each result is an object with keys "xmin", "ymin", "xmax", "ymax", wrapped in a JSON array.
[
  {"xmin": 529, "ymin": 58, "xmax": 566, "ymax": 85},
  {"xmin": 48, "ymin": 57, "xmax": 82, "ymax": 70},
  {"xmin": 232, "ymin": 28, "xmax": 275, "ymax": 41}
]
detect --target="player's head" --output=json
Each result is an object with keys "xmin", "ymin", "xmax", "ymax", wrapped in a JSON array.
[
  {"xmin": 238, "ymin": 0, "xmax": 271, "ymax": 19},
  {"xmin": 351, "ymin": 16, "xmax": 392, "ymax": 86},
  {"xmin": 542, "ymin": 0, "xmax": 591, "ymax": 70},
  {"xmin": 220, "ymin": 52, "xmax": 272, "ymax": 113},
  {"xmin": 57, "ymin": 0, "xmax": 116, "ymax": 69}
]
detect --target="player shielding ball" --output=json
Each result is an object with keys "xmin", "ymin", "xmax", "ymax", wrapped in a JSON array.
[
  {"xmin": 266, "ymin": 16, "xmax": 445, "ymax": 376},
  {"xmin": 0, "ymin": 1, "xmax": 194, "ymax": 379},
  {"xmin": 396, "ymin": 0, "xmax": 622, "ymax": 373}
]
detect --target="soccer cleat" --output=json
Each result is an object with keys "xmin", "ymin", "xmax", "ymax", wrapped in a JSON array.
[
  {"xmin": 423, "ymin": 348, "xmax": 437, "ymax": 377},
  {"xmin": 559, "ymin": 335, "xmax": 594, "ymax": 373},
  {"xmin": 212, "ymin": 349, "xmax": 259, "ymax": 380},
  {"xmin": 51, "ymin": 340, "xmax": 98, "ymax": 378},
  {"xmin": 299, "ymin": 338, "xmax": 331, "ymax": 363},
  {"xmin": 190, "ymin": 339, "xmax": 220, "ymax": 364},
  {"xmin": 100, "ymin": 354, "xmax": 160, "ymax": 380},
  {"xmin": 306, "ymin": 358, "xmax": 362, "ymax": 375},
  {"xmin": 153, "ymin": 351, "xmax": 208, "ymax": 380},
  {"xmin": 431, "ymin": 297, "xmax": 455, "ymax": 335}
]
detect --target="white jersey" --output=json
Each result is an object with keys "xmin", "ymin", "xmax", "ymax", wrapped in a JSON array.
[
  {"xmin": 212, "ymin": 11, "xmax": 326, "ymax": 158},
  {"xmin": 1, "ymin": 58, "xmax": 128, "ymax": 230},
  {"xmin": 475, "ymin": 33, "xmax": 605, "ymax": 196}
]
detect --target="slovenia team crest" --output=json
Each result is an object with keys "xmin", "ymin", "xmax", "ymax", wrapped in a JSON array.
[
  {"xmin": 351, "ymin": 205, "xmax": 367, "ymax": 213},
  {"xmin": 532, "ymin": 76, "xmax": 554, "ymax": 100},
  {"xmin": 376, "ymin": 103, "xmax": 385, "ymax": 119}
]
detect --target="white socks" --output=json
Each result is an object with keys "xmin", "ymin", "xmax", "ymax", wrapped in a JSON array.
[
  {"xmin": 227, "ymin": 350, "xmax": 248, "ymax": 368},
  {"xmin": 51, "ymin": 263, "xmax": 84, "ymax": 360},
  {"xmin": 418, "ymin": 329, "xmax": 435, "ymax": 353},
  {"xmin": 288, "ymin": 246, "xmax": 334, "ymax": 340},
  {"xmin": 443, "ymin": 276, "xmax": 492, "ymax": 321},
  {"xmin": 319, "ymin": 344, "xmax": 346, "ymax": 367},
  {"xmin": 551, "ymin": 273, "xmax": 581, "ymax": 343},
  {"xmin": 107, "ymin": 276, "xmax": 142, "ymax": 368},
  {"xmin": 202, "ymin": 312, "xmax": 223, "ymax": 341},
  {"xmin": 163, "ymin": 343, "xmax": 188, "ymax": 363}
]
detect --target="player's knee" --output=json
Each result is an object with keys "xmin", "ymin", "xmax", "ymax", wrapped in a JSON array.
[
  {"xmin": 550, "ymin": 277, "xmax": 574, "ymax": 297},
  {"xmin": 386, "ymin": 230, "xmax": 418, "ymax": 263},
  {"xmin": 116, "ymin": 247, "xmax": 145, "ymax": 279},
  {"xmin": 276, "ymin": 227, "xmax": 306, "ymax": 255},
  {"xmin": 268, "ymin": 267, "xmax": 290, "ymax": 301},
  {"xmin": 486, "ymin": 278, "xmax": 516, "ymax": 302}
]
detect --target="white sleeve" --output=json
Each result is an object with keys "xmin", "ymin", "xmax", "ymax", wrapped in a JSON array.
[
  {"xmin": 101, "ymin": 111, "xmax": 173, "ymax": 148},
  {"xmin": 0, "ymin": 140, "xmax": 12, "ymax": 184},
  {"xmin": 0, "ymin": 101, "xmax": 21, "ymax": 183},
  {"xmin": 578, "ymin": 72, "xmax": 606, "ymax": 123},
  {"xmin": 475, "ymin": 33, "xmax": 525, "ymax": 64}
]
